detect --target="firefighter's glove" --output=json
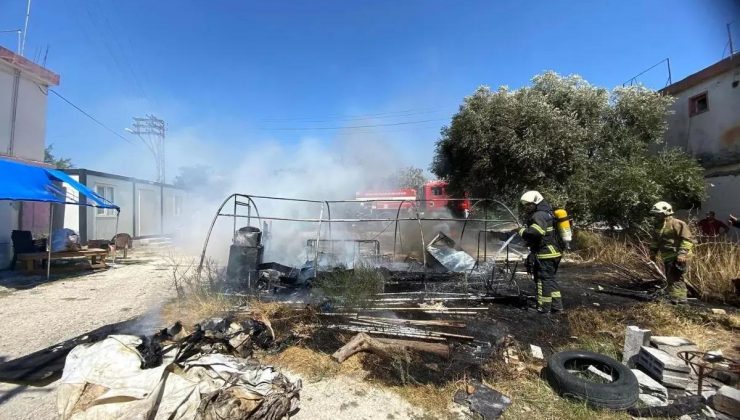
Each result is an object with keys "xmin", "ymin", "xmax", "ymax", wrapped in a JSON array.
[{"xmin": 525, "ymin": 253, "xmax": 536, "ymax": 275}]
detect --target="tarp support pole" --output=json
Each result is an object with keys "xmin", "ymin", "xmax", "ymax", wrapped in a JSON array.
[
  {"xmin": 113, "ymin": 212, "xmax": 120, "ymax": 264},
  {"xmin": 47, "ymin": 203, "xmax": 53, "ymax": 280}
]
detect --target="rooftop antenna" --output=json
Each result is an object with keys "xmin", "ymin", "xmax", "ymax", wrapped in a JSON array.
[
  {"xmin": 0, "ymin": 29, "xmax": 22, "ymax": 52},
  {"xmin": 20, "ymin": 0, "xmax": 32, "ymax": 56},
  {"xmin": 622, "ymin": 58, "xmax": 672, "ymax": 87},
  {"xmin": 728, "ymin": 21, "xmax": 735, "ymax": 57}
]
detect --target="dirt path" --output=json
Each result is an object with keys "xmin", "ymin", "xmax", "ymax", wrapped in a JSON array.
[{"xmin": 0, "ymin": 251, "xmax": 175, "ymax": 420}]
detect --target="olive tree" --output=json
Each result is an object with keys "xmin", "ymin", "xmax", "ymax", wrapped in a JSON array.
[
  {"xmin": 384, "ymin": 166, "xmax": 427, "ymax": 194},
  {"xmin": 431, "ymin": 72, "xmax": 705, "ymax": 228}
]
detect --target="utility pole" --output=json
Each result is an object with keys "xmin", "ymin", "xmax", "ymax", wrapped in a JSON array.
[{"xmin": 126, "ymin": 115, "xmax": 166, "ymax": 183}]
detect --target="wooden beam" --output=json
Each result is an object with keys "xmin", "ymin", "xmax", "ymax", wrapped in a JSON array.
[{"xmin": 332, "ymin": 332, "xmax": 450, "ymax": 363}]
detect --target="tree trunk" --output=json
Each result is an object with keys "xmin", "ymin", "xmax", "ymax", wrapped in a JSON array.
[{"xmin": 332, "ymin": 332, "xmax": 450, "ymax": 363}]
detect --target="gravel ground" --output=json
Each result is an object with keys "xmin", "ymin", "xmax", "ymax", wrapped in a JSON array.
[
  {"xmin": 0, "ymin": 250, "xmax": 175, "ymax": 420},
  {"xmin": 288, "ymin": 373, "xmax": 428, "ymax": 420}
]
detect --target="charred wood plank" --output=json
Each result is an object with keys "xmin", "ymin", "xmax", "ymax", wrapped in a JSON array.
[{"xmin": 332, "ymin": 332, "xmax": 450, "ymax": 363}]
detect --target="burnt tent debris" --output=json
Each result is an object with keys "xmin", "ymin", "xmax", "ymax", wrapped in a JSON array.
[
  {"xmin": 202, "ymin": 193, "xmax": 524, "ymax": 296},
  {"xmin": 56, "ymin": 317, "xmax": 300, "ymax": 420}
]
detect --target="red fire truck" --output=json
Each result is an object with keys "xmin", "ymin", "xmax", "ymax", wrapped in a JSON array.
[{"xmin": 355, "ymin": 181, "xmax": 470, "ymax": 217}]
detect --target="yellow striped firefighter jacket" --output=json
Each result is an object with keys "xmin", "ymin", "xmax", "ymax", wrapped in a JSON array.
[{"xmin": 649, "ymin": 216, "xmax": 694, "ymax": 262}]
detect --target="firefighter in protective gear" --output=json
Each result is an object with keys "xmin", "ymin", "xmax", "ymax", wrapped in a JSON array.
[
  {"xmin": 518, "ymin": 190, "xmax": 563, "ymax": 313},
  {"xmin": 648, "ymin": 201, "xmax": 694, "ymax": 303}
]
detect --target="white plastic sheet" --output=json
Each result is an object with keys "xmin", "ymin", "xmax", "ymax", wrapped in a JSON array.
[{"xmin": 57, "ymin": 335, "xmax": 299, "ymax": 420}]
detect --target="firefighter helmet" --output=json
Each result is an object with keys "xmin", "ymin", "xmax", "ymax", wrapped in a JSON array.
[
  {"xmin": 520, "ymin": 190, "xmax": 544, "ymax": 205},
  {"xmin": 650, "ymin": 201, "xmax": 674, "ymax": 216}
]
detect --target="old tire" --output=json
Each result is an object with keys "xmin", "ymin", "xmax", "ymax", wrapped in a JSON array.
[{"xmin": 544, "ymin": 350, "xmax": 638, "ymax": 410}]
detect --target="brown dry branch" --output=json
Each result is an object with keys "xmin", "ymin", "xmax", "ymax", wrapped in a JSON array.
[{"xmin": 332, "ymin": 332, "xmax": 450, "ymax": 363}]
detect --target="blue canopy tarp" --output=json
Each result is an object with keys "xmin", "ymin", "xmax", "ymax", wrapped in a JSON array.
[
  {"xmin": 0, "ymin": 158, "xmax": 119, "ymax": 210},
  {"xmin": 0, "ymin": 158, "xmax": 120, "ymax": 279}
]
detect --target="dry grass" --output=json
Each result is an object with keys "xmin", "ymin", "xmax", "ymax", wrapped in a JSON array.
[
  {"xmin": 571, "ymin": 230, "xmax": 639, "ymax": 266},
  {"xmin": 261, "ymin": 345, "xmax": 367, "ymax": 381},
  {"xmin": 161, "ymin": 292, "xmax": 243, "ymax": 327},
  {"xmin": 572, "ymin": 230, "xmax": 740, "ymax": 301},
  {"xmin": 566, "ymin": 302, "xmax": 740, "ymax": 358},
  {"xmin": 494, "ymin": 376, "xmax": 629, "ymax": 420},
  {"xmin": 687, "ymin": 241, "xmax": 740, "ymax": 300}
]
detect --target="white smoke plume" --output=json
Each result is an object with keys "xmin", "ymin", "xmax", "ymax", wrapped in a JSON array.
[{"xmin": 172, "ymin": 130, "xmax": 408, "ymax": 267}]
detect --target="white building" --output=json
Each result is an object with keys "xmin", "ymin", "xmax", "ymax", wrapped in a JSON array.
[
  {"xmin": 62, "ymin": 169, "xmax": 186, "ymax": 243},
  {"xmin": 661, "ymin": 55, "xmax": 740, "ymax": 225},
  {"xmin": 0, "ymin": 45, "xmax": 60, "ymax": 266}
]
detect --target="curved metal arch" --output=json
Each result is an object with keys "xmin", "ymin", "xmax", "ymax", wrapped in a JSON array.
[
  {"xmin": 459, "ymin": 198, "xmax": 519, "ymax": 244},
  {"xmin": 391, "ymin": 199, "xmax": 426, "ymax": 262},
  {"xmin": 197, "ymin": 193, "xmax": 263, "ymax": 274}
]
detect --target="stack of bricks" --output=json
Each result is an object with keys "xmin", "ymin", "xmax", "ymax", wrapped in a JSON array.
[{"xmin": 636, "ymin": 345, "xmax": 691, "ymax": 390}]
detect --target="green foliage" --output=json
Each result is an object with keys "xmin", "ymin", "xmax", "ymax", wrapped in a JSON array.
[
  {"xmin": 314, "ymin": 265, "xmax": 384, "ymax": 309},
  {"xmin": 44, "ymin": 145, "xmax": 73, "ymax": 169},
  {"xmin": 432, "ymin": 72, "xmax": 706, "ymax": 228}
]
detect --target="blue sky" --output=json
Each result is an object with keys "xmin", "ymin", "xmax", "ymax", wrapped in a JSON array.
[{"xmin": 1, "ymin": 0, "xmax": 738, "ymax": 183}]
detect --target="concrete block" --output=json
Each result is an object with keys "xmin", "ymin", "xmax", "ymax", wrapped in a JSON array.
[
  {"xmin": 639, "ymin": 394, "xmax": 669, "ymax": 407},
  {"xmin": 662, "ymin": 372, "xmax": 691, "ymax": 390},
  {"xmin": 709, "ymin": 368, "xmax": 740, "ymax": 386},
  {"xmin": 711, "ymin": 385, "xmax": 740, "ymax": 417},
  {"xmin": 667, "ymin": 386, "xmax": 688, "ymax": 400},
  {"xmin": 529, "ymin": 344, "xmax": 543, "ymax": 360},
  {"xmin": 587, "ymin": 365, "xmax": 613, "ymax": 382},
  {"xmin": 715, "ymin": 411, "xmax": 736, "ymax": 420},
  {"xmin": 623, "ymin": 326, "xmax": 651, "ymax": 367},
  {"xmin": 632, "ymin": 369, "xmax": 668, "ymax": 406},
  {"xmin": 632, "ymin": 369, "xmax": 668, "ymax": 397},
  {"xmin": 650, "ymin": 336, "xmax": 695, "ymax": 347},
  {"xmin": 636, "ymin": 347, "xmax": 692, "ymax": 390},
  {"xmin": 638, "ymin": 346, "xmax": 691, "ymax": 374},
  {"xmin": 650, "ymin": 336, "xmax": 699, "ymax": 360}
]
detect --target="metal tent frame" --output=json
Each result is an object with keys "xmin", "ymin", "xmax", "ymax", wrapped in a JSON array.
[{"xmin": 197, "ymin": 193, "xmax": 520, "ymax": 276}]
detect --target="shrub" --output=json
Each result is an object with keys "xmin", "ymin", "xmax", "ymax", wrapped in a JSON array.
[{"xmin": 314, "ymin": 265, "xmax": 385, "ymax": 309}]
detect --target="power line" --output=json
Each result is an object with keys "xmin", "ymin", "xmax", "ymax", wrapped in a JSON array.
[
  {"xmin": 49, "ymin": 89, "xmax": 134, "ymax": 144},
  {"xmin": 256, "ymin": 118, "xmax": 447, "ymax": 131},
  {"xmin": 69, "ymin": 0, "xmax": 157, "ymax": 109},
  {"xmin": 91, "ymin": 0, "xmax": 155, "ymax": 107}
]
